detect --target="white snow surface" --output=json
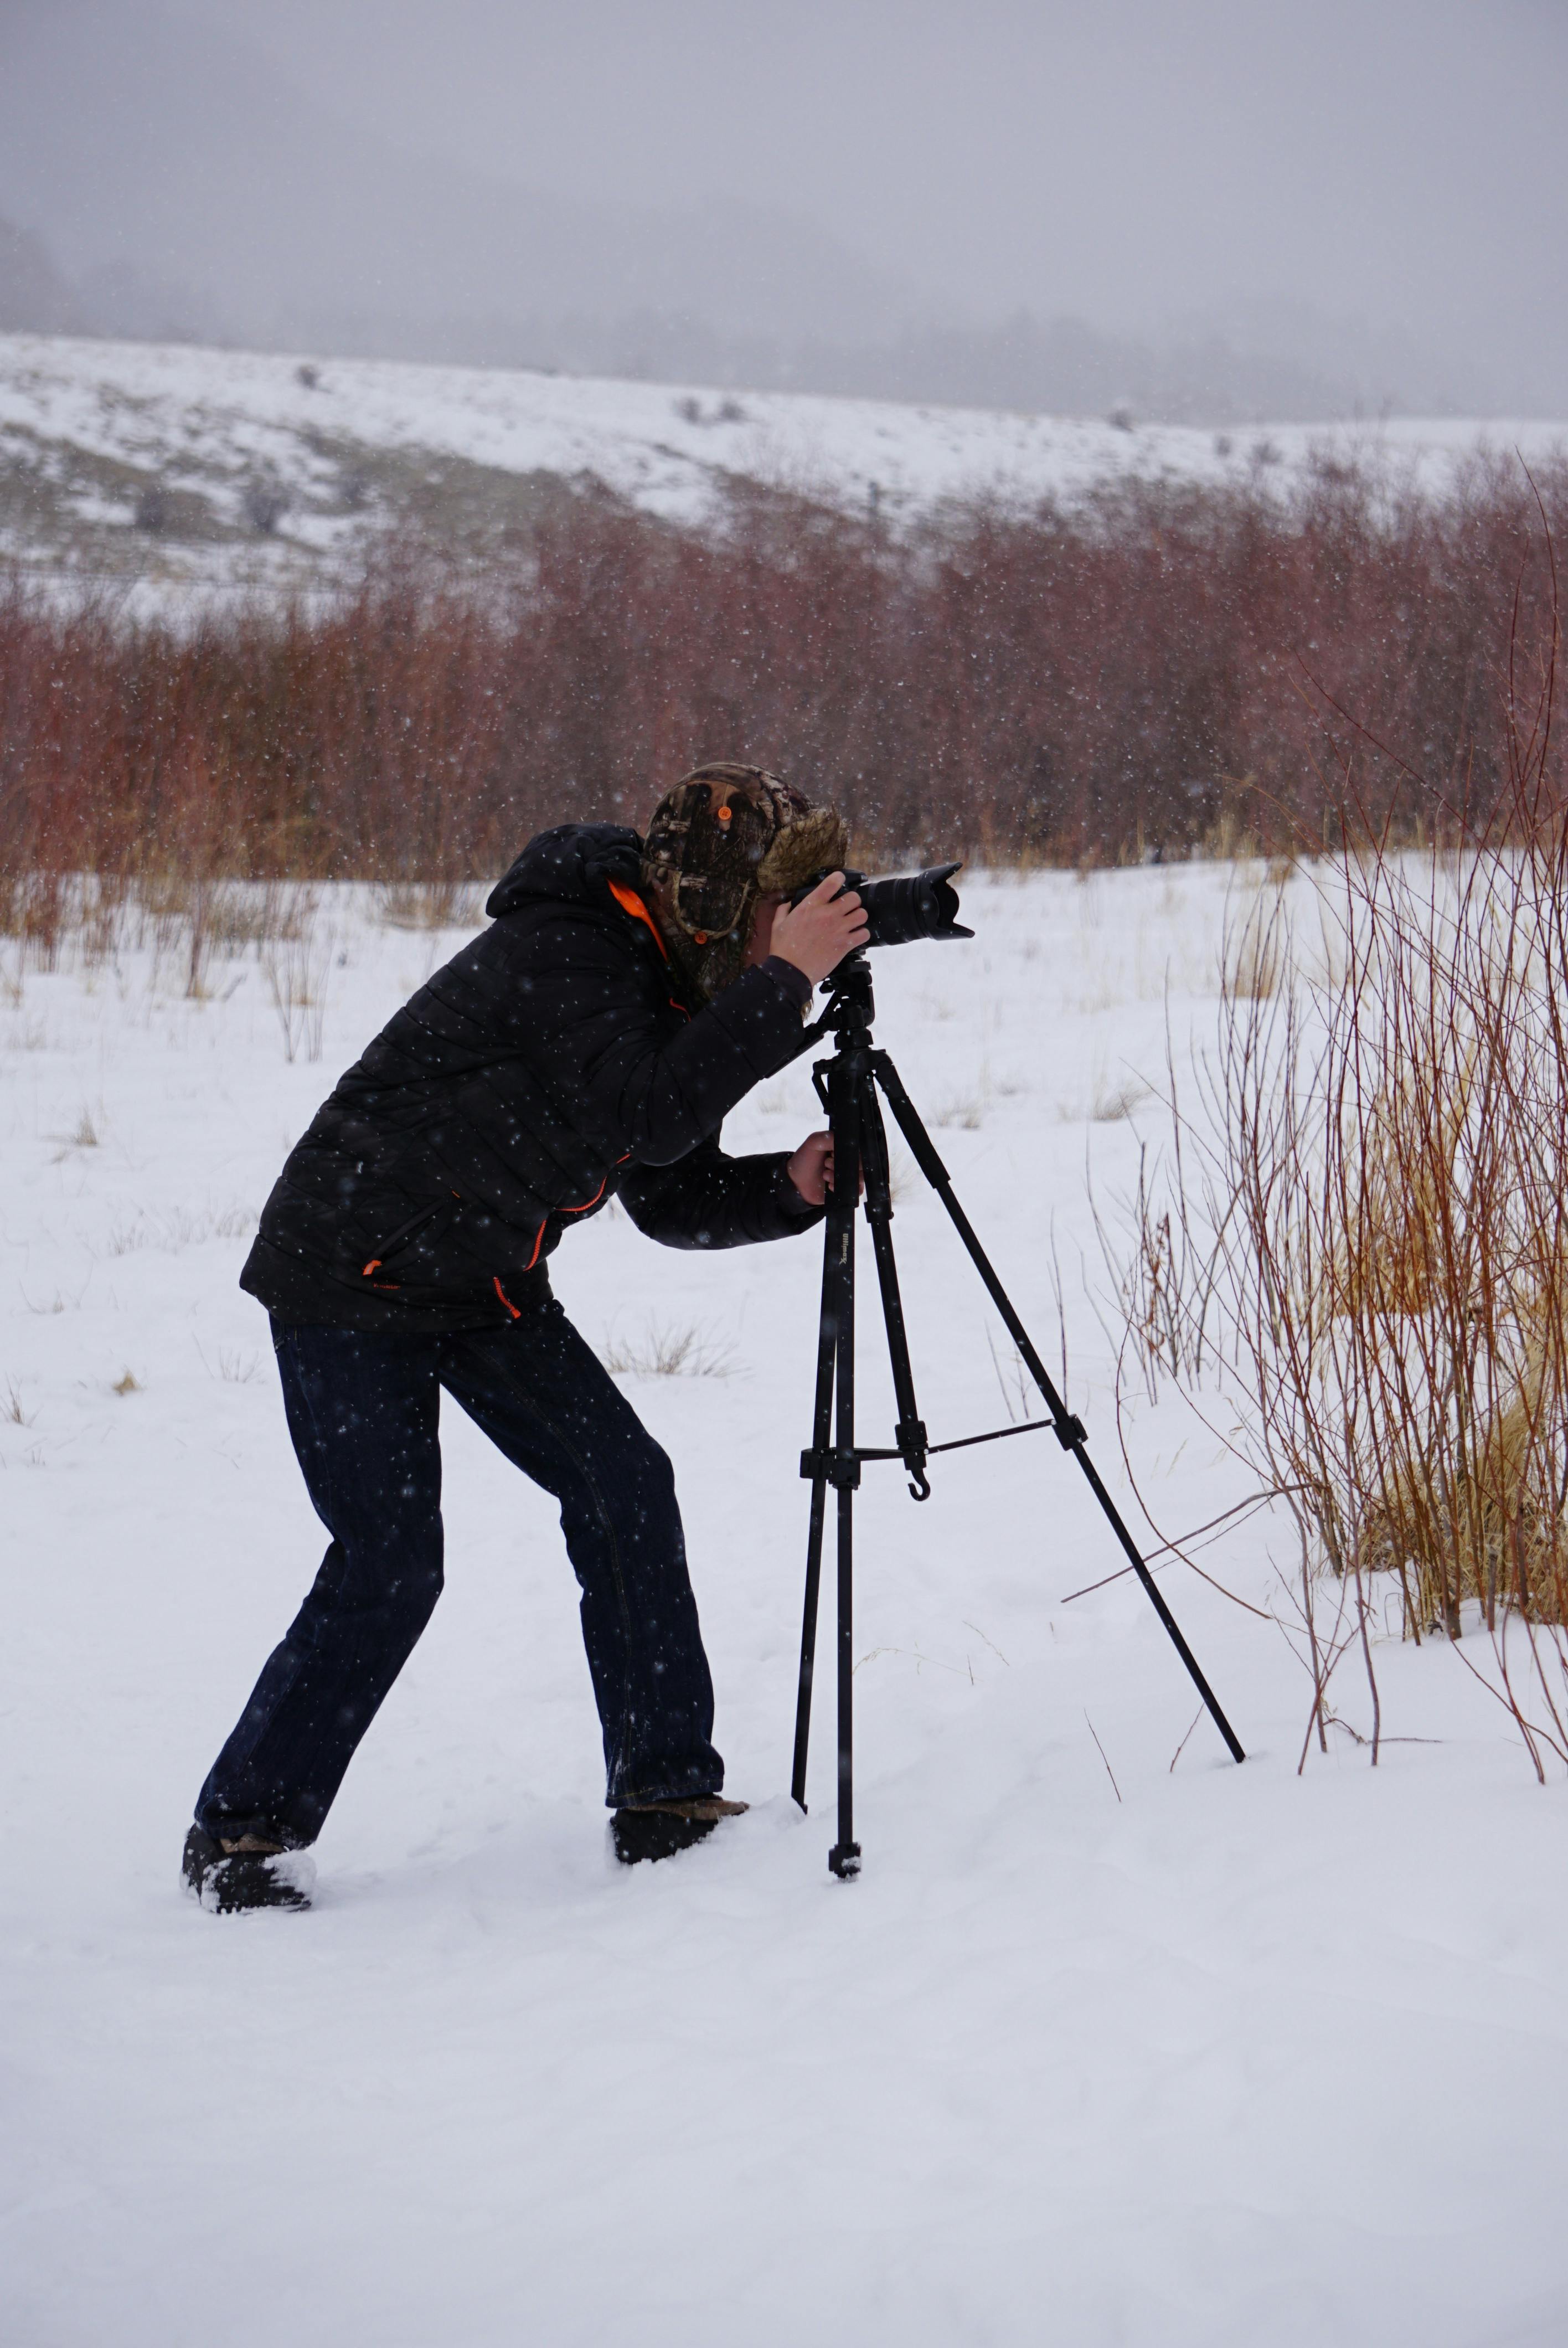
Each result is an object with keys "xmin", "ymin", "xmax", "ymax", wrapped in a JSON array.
[
  {"xmin": 3, "ymin": 867, "xmax": 1566, "ymax": 2346},
  {"xmin": 5, "ymin": 328, "xmax": 1567, "ymax": 610}
]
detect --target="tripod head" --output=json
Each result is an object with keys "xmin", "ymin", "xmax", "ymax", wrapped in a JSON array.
[
  {"xmin": 821, "ymin": 947, "xmax": 874, "ymax": 1024},
  {"xmin": 802, "ymin": 950, "xmax": 876, "ymax": 1068},
  {"xmin": 807, "ymin": 954, "xmax": 879, "ymax": 1124}
]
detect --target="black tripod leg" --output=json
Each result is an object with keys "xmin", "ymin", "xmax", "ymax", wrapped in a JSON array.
[
  {"xmin": 791, "ymin": 1204, "xmax": 842, "ymax": 1812},
  {"xmin": 858, "ymin": 1080, "xmax": 929, "ymax": 1498},
  {"xmin": 829, "ymin": 1058, "xmax": 863, "ymax": 1878},
  {"xmin": 872, "ymin": 1054, "xmax": 1246, "ymax": 1765}
]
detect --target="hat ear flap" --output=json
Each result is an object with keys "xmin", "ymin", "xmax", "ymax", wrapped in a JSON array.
[
  {"xmin": 757, "ymin": 809, "xmax": 851, "ymax": 896},
  {"xmin": 667, "ymin": 786, "xmax": 775, "ymax": 938}
]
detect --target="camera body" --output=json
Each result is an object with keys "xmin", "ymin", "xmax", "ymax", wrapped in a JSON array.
[{"xmin": 792, "ymin": 862, "xmax": 972, "ymax": 951}]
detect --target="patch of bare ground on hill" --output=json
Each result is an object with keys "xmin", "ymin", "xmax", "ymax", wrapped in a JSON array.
[{"xmin": 0, "ymin": 416, "xmax": 628, "ymax": 597}]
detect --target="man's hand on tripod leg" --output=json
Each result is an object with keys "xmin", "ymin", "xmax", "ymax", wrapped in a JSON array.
[
  {"xmin": 787, "ymin": 1130, "xmax": 865, "ymax": 1207},
  {"xmin": 787, "ymin": 1130, "xmax": 835, "ymax": 1205}
]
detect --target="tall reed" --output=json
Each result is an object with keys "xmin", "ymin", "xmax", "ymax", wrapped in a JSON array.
[{"xmin": 1113, "ymin": 503, "xmax": 1568, "ymax": 1767}]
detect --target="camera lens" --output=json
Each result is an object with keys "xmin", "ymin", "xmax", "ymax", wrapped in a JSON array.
[{"xmin": 858, "ymin": 863, "xmax": 971, "ymax": 948}]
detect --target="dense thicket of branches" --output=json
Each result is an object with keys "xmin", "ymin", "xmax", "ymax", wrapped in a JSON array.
[{"xmin": 3, "ymin": 452, "xmax": 1563, "ymax": 898}]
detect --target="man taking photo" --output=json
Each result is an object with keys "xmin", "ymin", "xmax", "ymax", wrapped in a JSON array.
[{"xmin": 183, "ymin": 765, "xmax": 866, "ymax": 1913}]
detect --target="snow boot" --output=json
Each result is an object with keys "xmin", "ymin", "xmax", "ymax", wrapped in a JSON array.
[
  {"xmin": 610, "ymin": 1796, "xmax": 748, "ymax": 1866},
  {"xmin": 182, "ymin": 1824, "xmax": 316, "ymax": 1914}
]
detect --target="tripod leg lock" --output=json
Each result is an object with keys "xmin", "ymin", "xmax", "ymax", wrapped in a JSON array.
[
  {"xmin": 1054, "ymin": 1413, "xmax": 1087, "ymax": 1450},
  {"xmin": 801, "ymin": 1446, "xmax": 862, "ymax": 1490}
]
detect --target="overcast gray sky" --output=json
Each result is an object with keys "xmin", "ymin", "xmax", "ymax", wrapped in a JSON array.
[
  {"xmin": 4, "ymin": 0, "xmax": 1565, "ymax": 411},
  {"xmin": 171, "ymin": 0, "xmax": 1566, "ymax": 340}
]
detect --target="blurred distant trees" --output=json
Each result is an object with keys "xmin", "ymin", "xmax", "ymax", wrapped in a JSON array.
[{"xmin": 2, "ymin": 451, "xmax": 1563, "ymax": 911}]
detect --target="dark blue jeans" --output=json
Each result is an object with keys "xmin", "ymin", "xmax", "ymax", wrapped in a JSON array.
[{"xmin": 195, "ymin": 1303, "xmax": 722, "ymax": 1847}]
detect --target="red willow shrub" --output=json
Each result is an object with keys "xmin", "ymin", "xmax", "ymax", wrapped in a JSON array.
[{"xmin": 2, "ymin": 447, "xmax": 1563, "ymax": 898}]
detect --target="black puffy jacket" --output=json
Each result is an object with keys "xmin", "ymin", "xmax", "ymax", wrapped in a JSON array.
[{"xmin": 240, "ymin": 823, "xmax": 823, "ymax": 1331}]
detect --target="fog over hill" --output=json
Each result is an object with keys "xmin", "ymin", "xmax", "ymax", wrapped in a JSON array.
[
  {"xmin": 2, "ymin": 0, "xmax": 1564, "ymax": 424},
  {"xmin": 0, "ymin": 6, "xmax": 915, "ymax": 379}
]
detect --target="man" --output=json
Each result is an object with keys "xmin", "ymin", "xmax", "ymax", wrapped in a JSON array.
[{"xmin": 183, "ymin": 766, "xmax": 867, "ymax": 1913}]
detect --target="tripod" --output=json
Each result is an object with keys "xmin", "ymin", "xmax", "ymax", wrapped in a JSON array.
[{"xmin": 789, "ymin": 953, "xmax": 1245, "ymax": 1878}]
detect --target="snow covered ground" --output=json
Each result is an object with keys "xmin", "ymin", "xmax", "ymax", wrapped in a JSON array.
[
  {"xmin": 4, "ymin": 867, "xmax": 1568, "ymax": 2347},
  {"xmin": 4, "ymin": 328, "xmax": 1566, "ymax": 619}
]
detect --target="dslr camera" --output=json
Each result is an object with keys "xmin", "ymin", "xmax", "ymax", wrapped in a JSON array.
[{"xmin": 794, "ymin": 862, "xmax": 972, "ymax": 954}]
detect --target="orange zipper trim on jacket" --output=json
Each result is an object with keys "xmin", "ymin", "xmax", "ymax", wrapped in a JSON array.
[
  {"xmin": 494, "ymin": 1220, "xmax": 547, "ymax": 1320},
  {"xmin": 561, "ymin": 1175, "xmax": 608, "ymax": 1216},
  {"xmin": 559, "ymin": 1152, "xmax": 631, "ymax": 1219},
  {"xmin": 608, "ymin": 878, "xmax": 691, "ymax": 1016},
  {"xmin": 607, "ymin": 879, "xmax": 668, "ymax": 962}
]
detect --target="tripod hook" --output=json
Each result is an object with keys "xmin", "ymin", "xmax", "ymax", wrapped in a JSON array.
[{"xmin": 894, "ymin": 1415, "xmax": 931, "ymax": 1500}]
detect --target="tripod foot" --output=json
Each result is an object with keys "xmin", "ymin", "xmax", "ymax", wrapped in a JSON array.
[{"xmin": 828, "ymin": 1841, "xmax": 862, "ymax": 1880}]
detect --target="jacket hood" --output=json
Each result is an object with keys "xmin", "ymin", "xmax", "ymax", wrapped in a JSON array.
[{"xmin": 484, "ymin": 824, "xmax": 644, "ymax": 920}]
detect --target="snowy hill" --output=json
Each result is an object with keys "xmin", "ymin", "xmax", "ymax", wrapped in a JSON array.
[{"xmin": 3, "ymin": 330, "xmax": 1565, "ymax": 617}]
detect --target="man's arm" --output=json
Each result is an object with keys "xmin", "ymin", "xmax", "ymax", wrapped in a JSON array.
[
  {"xmin": 618, "ymin": 1135, "xmax": 825, "ymax": 1250},
  {"xmin": 481, "ymin": 910, "xmax": 813, "ymax": 1170}
]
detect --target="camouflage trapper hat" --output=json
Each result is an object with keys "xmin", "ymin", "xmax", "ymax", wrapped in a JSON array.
[{"xmin": 641, "ymin": 763, "xmax": 849, "ymax": 998}]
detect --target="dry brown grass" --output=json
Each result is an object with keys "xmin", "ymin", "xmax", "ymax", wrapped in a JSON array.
[
  {"xmin": 1112, "ymin": 507, "xmax": 1568, "ymax": 1772},
  {"xmin": 1224, "ymin": 895, "xmax": 1286, "ymax": 1000},
  {"xmin": 602, "ymin": 1319, "xmax": 737, "ymax": 1378},
  {"xmin": 373, "ymin": 880, "xmax": 486, "ymax": 931}
]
